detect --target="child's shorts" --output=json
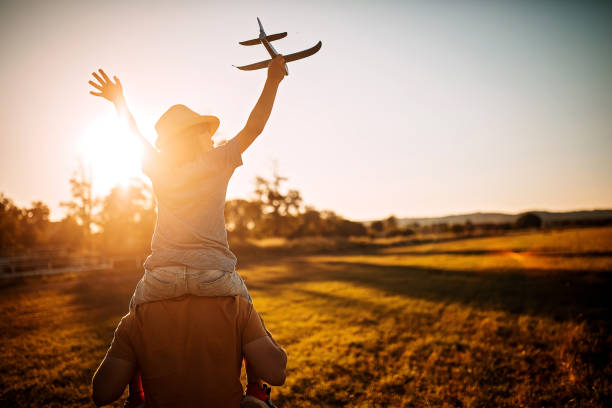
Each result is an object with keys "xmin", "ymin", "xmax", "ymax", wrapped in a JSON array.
[{"xmin": 130, "ymin": 265, "xmax": 252, "ymax": 309}]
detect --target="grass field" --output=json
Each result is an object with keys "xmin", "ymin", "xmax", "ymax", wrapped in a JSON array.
[{"xmin": 1, "ymin": 227, "xmax": 611, "ymax": 407}]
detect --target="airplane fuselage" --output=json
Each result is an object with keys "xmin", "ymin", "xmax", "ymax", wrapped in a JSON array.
[{"xmin": 257, "ymin": 17, "xmax": 288, "ymax": 75}]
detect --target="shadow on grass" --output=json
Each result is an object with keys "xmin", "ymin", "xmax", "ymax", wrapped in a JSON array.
[
  {"xmin": 380, "ymin": 249, "xmax": 612, "ymax": 257},
  {"xmin": 247, "ymin": 259, "xmax": 612, "ymax": 326},
  {"xmin": 66, "ymin": 269, "xmax": 141, "ymax": 319}
]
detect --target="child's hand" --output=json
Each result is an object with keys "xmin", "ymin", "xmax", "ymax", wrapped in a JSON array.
[
  {"xmin": 267, "ymin": 55, "xmax": 286, "ymax": 84},
  {"xmin": 89, "ymin": 69, "xmax": 125, "ymax": 104}
]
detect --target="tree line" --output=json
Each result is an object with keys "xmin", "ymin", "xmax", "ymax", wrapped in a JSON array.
[
  {"xmin": 4, "ymin": 167, "xmax": 602, "ymax": 257},
  {"xmin": 0, "ymin": 169, "xmax": 369, "ymax": 256}
]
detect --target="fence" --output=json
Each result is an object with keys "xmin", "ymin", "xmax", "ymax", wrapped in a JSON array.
[{"xmin": 0, "ymin": 250, "xmax": 118, "ymax": 278}]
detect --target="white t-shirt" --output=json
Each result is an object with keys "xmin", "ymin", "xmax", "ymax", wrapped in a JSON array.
[{"xmin": 142, "ymin": 138, "xmax": 243, "ymax": 272}]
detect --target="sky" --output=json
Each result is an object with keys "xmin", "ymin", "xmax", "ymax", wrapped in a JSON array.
[{"xmin": 1, "ymin": 0, "xmax": 611, "ymax": 221}]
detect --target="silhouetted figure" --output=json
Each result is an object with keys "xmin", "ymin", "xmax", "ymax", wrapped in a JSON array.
[{"xmin": 89, "ymin": 56, "xmax": 288, "ymax": 407}]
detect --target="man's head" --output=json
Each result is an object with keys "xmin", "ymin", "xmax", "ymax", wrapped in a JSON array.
[{"xmin": 155, "ymin": 105, "xmax": 219, "ymax": 166}]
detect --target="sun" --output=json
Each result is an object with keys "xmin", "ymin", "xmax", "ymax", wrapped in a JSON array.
[{"xmin": 80, "ymin": 114, "xmax": 146, "ymax": 195}]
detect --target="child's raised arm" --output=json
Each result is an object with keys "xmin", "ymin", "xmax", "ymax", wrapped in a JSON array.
[
  {"xmin": 232, "ymin": 55, "xmax": 286, "ymax": 154},
  {"xmin": 88, "ymin": 69, "xmax": 157, "ymax": 159}
]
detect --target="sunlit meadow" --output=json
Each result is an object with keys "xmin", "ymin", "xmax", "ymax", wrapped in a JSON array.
[{"xmin": 1, "ymin": 227, "xmax": 610, "ymax": 407}]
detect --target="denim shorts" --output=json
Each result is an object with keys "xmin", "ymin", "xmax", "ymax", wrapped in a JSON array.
[{"xmin": 130, "ymin": 265, "xmax": 252, "ymax": 309}]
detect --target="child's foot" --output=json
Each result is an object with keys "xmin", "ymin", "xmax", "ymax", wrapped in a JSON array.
[
  {"xmin": 125, "ymin": 372, "xmax": 145, "ymax": 408},
  {"xmin": 241, "ymin": 383, "xmax": 278, "ymax": 408}
]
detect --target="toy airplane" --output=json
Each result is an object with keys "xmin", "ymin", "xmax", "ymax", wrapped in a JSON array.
[{"xmin": 235, "ymin": 17, "xmax": 322, "ymax": 75}]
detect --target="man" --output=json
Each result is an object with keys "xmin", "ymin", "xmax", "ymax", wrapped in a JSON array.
[{"xmin": 91, "ymin": 295, "xmax": 287, "ymax": 407}]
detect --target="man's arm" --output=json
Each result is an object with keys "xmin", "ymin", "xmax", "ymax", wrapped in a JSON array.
[
  {"xmin": 89, "ymin": 69, "xmax": 158, "ymax": 159},
  {"xmin": 245, "ymin": 336, "xmax": 287, "ymax": 386},
  {"xmin": 233, "ymin": 55, "xmax": 286, "ymax": 154},
  {"xmin": 91, "ymin": 355, "xmax": 136, "ymax": 407},
  {"xmin": 244, "ymin": 311, "xmax": 287, "ymax": 386}
]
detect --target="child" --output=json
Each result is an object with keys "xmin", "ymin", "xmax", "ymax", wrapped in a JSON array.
[{"xmin": 88, "ymin": 55, "xmax": 287, "ymax": 408}]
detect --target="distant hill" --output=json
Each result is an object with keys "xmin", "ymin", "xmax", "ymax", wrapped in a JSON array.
[{"xmin": 369, "ymin": 209, "xmax": 612, "ymax": 227}]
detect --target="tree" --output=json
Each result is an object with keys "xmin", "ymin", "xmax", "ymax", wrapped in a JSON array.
[
  {"xmin": 225, "ymin": 199, "xmax": 262, "ymax": 238},
  {"xmin": 21, "ymin": 201, "xmax": 50, "ymax": 247},
  {"xmin": 383, "ymin": 215, "xmax": 402, "ymax": 236},
  {"xmin": 0, "ymin": 195, "xmax": 19, "ymax": 248},
  {"xmin": 465, "ymin": 219, "xmax": 475, "ymax": 234},
  {"xmin": 384, "ymin": 215, "xmax": 398, "ymax": 231},
  {"xmin": 0, "ymin": 194, "xmax": 23, "ymax": 251},
  {"xmin": 451, "ymin": 223, "xmax": 465, "ymax": 235},
  {"xmin": 50, "ymin": 215, "xmax": 83, "ymax": 251},
  {"xmin": 335, "ymin": 219, "xmax": 367, "ymax": 237},
  {"xmin": 254, "ymin": 170, "xmax": 303, "ymax": 237},
  {"xmin": 432, "ymin": 223, "xmax": 449, "ymax": 233},
  {"xmin": 401, "ymin": 227, "xmax": 415, "ymax": 236},
  {"xmin": 291, "ymin": 207, "xmax": 324, "ymax": 237},
  {"xmin": 97, "ymin": 179, "xmax": 155, "ymax": 254},
  {"xmin": 370, "ymin": 220, "xmax": 384, "ymax": 234},
  {"xmin": 60, "ymin": 163, "xmax": 97, "ymax": 250},
  {"xmin": 515, "ymin": 212, "xmax": 542, "ymax": 229},
  {"xmin": 0, "ymin": 194, "xmax": 51, "ymax": 252}
]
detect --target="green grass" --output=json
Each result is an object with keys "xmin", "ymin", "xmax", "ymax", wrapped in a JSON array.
[{"xmin": 1, "ymin": 227, "xmax": 611, "ymax": 407}]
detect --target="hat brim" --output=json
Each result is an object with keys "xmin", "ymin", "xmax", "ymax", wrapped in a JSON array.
[{"xmin": 156, "ymin": 115, "xmax": 220, "ymax": 149}]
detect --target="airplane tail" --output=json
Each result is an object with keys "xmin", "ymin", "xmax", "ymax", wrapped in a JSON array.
[
  {"xmin": 239, "ymin": 32, "xmax": 287, "ymax": 46},
  {"xmin": 257, "ymin": 17, "xmax": 265, "ymax": 34}
]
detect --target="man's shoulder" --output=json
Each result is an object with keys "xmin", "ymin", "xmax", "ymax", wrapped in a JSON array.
[
  {"xmin": 130, "ymin": 296, "xmax": 254, "ymax": 340},
  {"xmin": 135, "ymin": 295, "xmax": 252, "ymax": 315}
]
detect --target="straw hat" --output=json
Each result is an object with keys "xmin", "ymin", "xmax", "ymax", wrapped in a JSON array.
[{"xmin": 155, "ymin": 104, "xmax": 220, "ymax": 149}]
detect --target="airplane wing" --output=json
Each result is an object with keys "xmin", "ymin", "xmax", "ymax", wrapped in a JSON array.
[
  {"xmin": 284, "ymin": 41, "xmax": 322, "ymax": 63},
  {"xmin": 239, "ymin": 32, "xmax": 287, "ymax": 46},
  {"xmin": 234, "ymin": 60, "xmax": 271, "ymax": 71},
  {"xmin": 234, "ymin": 41, "xmax": 322, "ymax": 71}
]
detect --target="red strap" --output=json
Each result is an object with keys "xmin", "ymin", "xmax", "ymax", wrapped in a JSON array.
[{"xmin": 246, "ymin": 383, "xmax": 269, "ymax": 401}]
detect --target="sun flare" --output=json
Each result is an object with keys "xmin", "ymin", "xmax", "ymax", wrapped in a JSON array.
[{"xmin": 80, "ymin": 114, "xmax": 146, "ymax": 195}]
